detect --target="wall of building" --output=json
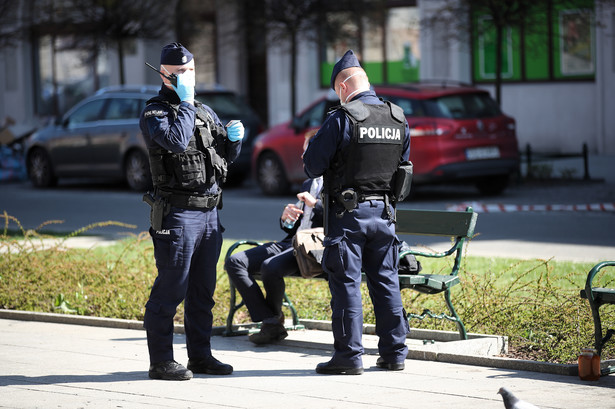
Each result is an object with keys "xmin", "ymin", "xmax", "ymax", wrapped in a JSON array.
[
  {"xmin": 1, "ymin": 43, "xmax": 30, "ymax": 125},
  {"xmin": 266, "ymin": 41, "xmax": 327, "ymax": 127},
  {"xmin": 2, "ymin": 0, "xmax": 613, "ymax": 155},
  {"xmin": 419, "ymin": 0, "xmax": 615, "ymax": 155},
  {"xmin": 595, "ymin": 4, "xmax": 615, "ymax": 154},
  {"xmin": 482, "ymin": 82, "xmax": 598, "ymax": 153}
]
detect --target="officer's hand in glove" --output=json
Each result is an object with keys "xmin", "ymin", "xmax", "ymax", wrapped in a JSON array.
[
  {"xmin": 226, "ymin": 120, "xmax": 245, "ymax": 142},
  {"xmin": 172, "ymin": 70, "xmax": 195, "ymax": 103}
]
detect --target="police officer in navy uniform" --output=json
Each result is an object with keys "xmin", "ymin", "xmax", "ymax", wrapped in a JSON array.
[
  {"xmin": 303, "ymin": 50, "xmax": 411, "ymax": 375},
  {"xmin": 139, "ymin": 43, "xmax": 244, "ymax": 381}
]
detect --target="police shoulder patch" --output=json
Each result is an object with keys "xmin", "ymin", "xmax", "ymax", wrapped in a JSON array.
[{"xmin": 143, "ymin": 108, "xmax": 168, "ymax": 118}]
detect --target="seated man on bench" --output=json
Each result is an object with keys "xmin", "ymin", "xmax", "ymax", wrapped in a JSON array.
[{"xmin": 225, "ymin": 177, "xmax": 323, "ymax": 344}]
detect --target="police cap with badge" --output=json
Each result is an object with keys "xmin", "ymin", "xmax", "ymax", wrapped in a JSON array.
[
  {"xmin": 330, "ymin": 49, "xmax": 361, "ymax": 90},
  {"xmin": 160, "ymin": 42, "xmax": 193, "ymax": 65}
]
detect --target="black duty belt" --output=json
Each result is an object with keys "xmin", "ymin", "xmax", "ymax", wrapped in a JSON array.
[
  {"xmin": 358, "ymin": 194, "xmax": 386, "ymax": 202},
  {"xmin": 167, "ymin": 193, "xmax": 220, "ymax": 210}
]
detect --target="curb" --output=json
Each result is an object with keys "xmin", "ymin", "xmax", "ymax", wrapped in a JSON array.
[{"xmin": 2, "ymin": 308, "xmax": 604, "ymax": 377}]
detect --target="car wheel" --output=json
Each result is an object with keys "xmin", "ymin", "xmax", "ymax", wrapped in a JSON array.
[
  {"xmin": 256, "ymin": 152, "xmax": 290, "ymax": 196},
  {"xmin": 27, "ymin": 148, "xmax": 57, "ymax": 188},
  {"xmin": 125, "ymin": 150, "xmax": 152, "ymax": 191},
  {"xmin": 476, "ymin": 175, "xmax": 509, "ymax": 196}
]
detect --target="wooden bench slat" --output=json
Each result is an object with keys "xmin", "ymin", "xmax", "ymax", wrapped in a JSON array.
[
  {"xmin": 399, "ymin": 274, "xmax": 460, "ymax": 292},
  {"xmin": 396, "ymin": 208, "xmax": 477, "ymax": 237},
  {"xmin": 581, "ymin": 288, "xmax": 615, "ymax": 302},
  {"xmin": 592, "ymin": 288, "xmax": 615, "ymax": 304}
]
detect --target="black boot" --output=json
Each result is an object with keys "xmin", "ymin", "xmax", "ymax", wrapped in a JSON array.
[
  {"xmin": 249, "ymin": 323, "xmax": 288, "ymax": 345},
  {"xmin": 187, "ymin": 355, "xmax": 233, "ymax": 375},
  {"xmin": 315, "ymin": 360, "xmax": 364, "ymax": 375},
  {"xmin": 376, "ymin": 357, "xmax": 405, "ymax": 371},
  {"xmin": 148, "ymin": 360, "xmax": 193, "ymax": 380}
]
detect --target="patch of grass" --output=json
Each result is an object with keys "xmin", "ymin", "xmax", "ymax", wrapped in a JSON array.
[{"xmin": 0, "ymin": 215, "xmax": 613, "ymax": 364}]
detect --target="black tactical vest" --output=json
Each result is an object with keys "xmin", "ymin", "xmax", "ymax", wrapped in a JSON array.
[
  {"xmin": 326, "ymin": 100, "xmax": 405, "ymax": 196},
  {"xmin": 146, "ymin": 97, "xmax": 228, "ymax": 193}
]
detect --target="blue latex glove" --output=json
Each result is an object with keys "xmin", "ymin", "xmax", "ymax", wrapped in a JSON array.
[
  {"xmin": 226, "ymin": 120, "xmax": 245, "ymax": 142},
  {"xmin": 172, "ymin": 70, "xmax": 195, "ymax": 102}
]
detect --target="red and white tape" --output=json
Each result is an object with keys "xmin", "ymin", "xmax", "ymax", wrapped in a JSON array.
[{"xmin": 446, "ymin": 202, "xmax": 615, "ymax": 213}]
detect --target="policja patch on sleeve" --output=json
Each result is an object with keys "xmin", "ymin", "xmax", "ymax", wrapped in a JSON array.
[{"xmin": 144, "ymin": 109, "xmax": 168, "ymax": 118}]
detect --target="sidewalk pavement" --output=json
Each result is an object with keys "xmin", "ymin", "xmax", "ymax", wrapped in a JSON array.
[{"xmin": 1, "ymin": 312, "xmax": 614, "ymax": 409}]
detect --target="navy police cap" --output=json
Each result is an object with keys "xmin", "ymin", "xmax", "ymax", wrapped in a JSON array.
[
  {"xmin": 330, "ymin": 49, "xmax": 361, "ymax": 90},
  {"xmin": 160, "ymin": 42, "xmax": 193, "ymax": 65}
]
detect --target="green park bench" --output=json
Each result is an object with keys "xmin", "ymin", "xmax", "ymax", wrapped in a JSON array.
[
  {"xmin": 223, "ymin": 207, "xmax": 478, "ymax": 340},
  {"xmin": 580, "ymin": 260, "xmax": 615, "ymax": 376}
]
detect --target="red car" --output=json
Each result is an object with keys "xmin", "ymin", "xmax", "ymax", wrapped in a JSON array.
[{"xmin": 252, "ymin": 83, "xmax": 519, "ymax": 196}]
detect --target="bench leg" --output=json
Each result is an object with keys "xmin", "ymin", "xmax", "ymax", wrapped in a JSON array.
[
  {"xmin": 444, "ymin": 289, "xmax": 467, "ymax": 340},
  {"xmin": 223, "ymin": 278, "xmax": 248, "ymax": 336},
  {"xmin": 590, "ymin": 302, "xmax": 615, "ymax": 358},
  {"xmin": 589, "ymin": 300, "xmax": 604, "ymax": 356},
  {"xmin": 283, "ymin": 292, "xmax": 300, "ymax": 327},
  {"xmin": 583, "ymin": 261, "xmax": 615, "ymax": 359}
]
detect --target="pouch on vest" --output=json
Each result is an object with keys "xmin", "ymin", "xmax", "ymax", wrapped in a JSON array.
[
  {"xmin": 196, "ymin": 121, "xmax": 228, "ymax": 184},
  {"xmin": 173, "ymin": 151, "xmax": 210, "ymax": 190},
  {"xmin": 393, "ymin": 161, "xmax": 413, "ymax": 202},
  {"xmin": 204, "ymin": 146, "xmax": 228, "ymax": 184}
]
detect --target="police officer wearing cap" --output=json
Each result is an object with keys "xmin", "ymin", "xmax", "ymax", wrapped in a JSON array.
[
  {"xmin": 303, "ymin": 50, "xmax": 411, "ymax": 375},
  {"xmin": 139, "ymin": 43, "xmax": 244, "ymax": 380}
]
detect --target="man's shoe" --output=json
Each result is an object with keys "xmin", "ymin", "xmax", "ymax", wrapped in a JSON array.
[
  {"xmin": 315, "ymin": 360, "xmax": 364, "ymax": 375},
  {"xmin": 148, "ymin": 360, "xmax": 193, "ymax": 380},
  {"xmin": 376, "ymin": 357, "xmax": 405, "ymax": 371},
  {"xmin": 187, "ymin": 356, "xmax": 233, "ymax": 375},
  {"xmin": 249, "ymin": 323, "xmax": 288, "ymax": 345}
]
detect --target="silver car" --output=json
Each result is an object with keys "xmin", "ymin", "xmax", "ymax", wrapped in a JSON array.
[
  {"xmin": 25, "ymin": 84, "xmax": 262, "ymax": 190},
  {"xmin": 26, "ymin": 85, "xmax": 157, "ymax": 191}
]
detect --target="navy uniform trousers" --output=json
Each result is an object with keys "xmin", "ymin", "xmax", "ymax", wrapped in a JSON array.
[
  {"xmin": 225, "ymin": 239, "xmax": 297, "ymax": 322},
  {"xmin": 323, "ymin": 199, "xmax": 409, "ymax": 368},
  {"xmin": 144, "ymin": 206, "xmax": 222, "ymax": 364}
]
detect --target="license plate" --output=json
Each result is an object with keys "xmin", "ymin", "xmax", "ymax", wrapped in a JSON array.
[{"xmin": 466, "ymin": 146, "xmax": 500, "ymax": 160}]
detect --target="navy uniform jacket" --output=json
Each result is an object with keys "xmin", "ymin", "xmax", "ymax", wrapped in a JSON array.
[
  {"xmin": 303, "ymin": 89, "xmax": 410, "ymax": 180},
  {"xmin": 139, "ymin": 85, "xmax": 241, "ymax": 195}
]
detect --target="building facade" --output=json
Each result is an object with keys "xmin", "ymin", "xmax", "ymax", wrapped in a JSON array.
[{"xmin": 1, "ymin": 0, "xmax": 613, "ymax": 154}]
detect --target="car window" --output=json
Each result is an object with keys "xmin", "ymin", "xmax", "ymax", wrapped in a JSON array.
[
  {"xmin": 195, "ymin": 93, "xmax": 252, "ymax": 117},
  {"xmin": 426, "ymin": 93, "xmax": 502, "ymax": 119},
  {"xmin": 104, "ymin": 97, "xmax": 145, "ymax": 120},
  {"xmin": 67, "ymin": 99, "xmax": 106, "ymax": 126},
  {"xmin": 293, "ymin": 100, "xmax": 327, "ymax": 129},
  {"xmin": 383, "ymin": 96, "xmax": 425, "ymax": 117}
]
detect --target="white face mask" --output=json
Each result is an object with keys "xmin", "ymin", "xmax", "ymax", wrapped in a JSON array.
[
  {"xmin": 337, "ymin": 72, "xmax": 366, "ymax": 105},
  {"xmin": 180, "ymin": 69, "xmax": 196, "ymax": 88}
]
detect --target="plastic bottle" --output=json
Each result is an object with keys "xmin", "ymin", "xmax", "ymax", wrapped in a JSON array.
[
  {"xmin": 578, "ymin": 348, "xmax": 600, "ymax": 381},
  {"xmin": 282, "ymin": 201, "xmax": 304, "ymax": 229}
]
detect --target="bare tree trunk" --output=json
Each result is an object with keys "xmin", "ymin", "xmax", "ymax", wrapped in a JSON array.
[
  {"xmin": 117, "ymin": 39, "xmax": 125, "ymax": 85},
  {"xmin": 51, "ymin": 35, "xmax": 59, "ymax": 117},
  {"xmin": 290, "ymin": 29, "xmax": 297, "ymax": 116},
  {"xmin": 494, "ymin": 23, "xmax": 503, "ymax": 106}
]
